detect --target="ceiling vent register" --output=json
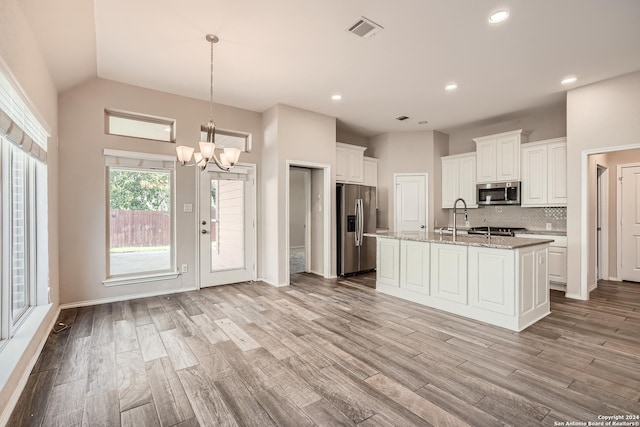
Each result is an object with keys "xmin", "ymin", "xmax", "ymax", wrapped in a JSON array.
[{"xmin": 347, "ymin": 16, "xmax": 383, "ymax": 38}]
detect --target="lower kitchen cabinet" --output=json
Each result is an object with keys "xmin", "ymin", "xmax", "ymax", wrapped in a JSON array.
[
  {"xmin": 430, "ymin": 243, "xmax": 467, "ymax": 304},
  {"xmin": 468, "ymin": 247, "xmax": 515, "ymax": 316},
  {"xmin": 376, "ymin": 237, "xmax": 400, "ymax": 287},
  {"xmin": 400, "ymin": 240, "xmax": 430, "ymax": 294},
  {"xmin": 516, "ymin": 233, "xmax": 567, "ymax": 291}
]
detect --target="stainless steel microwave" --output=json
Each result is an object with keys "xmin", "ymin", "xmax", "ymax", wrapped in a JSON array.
[{"xmin": 477, "ymin": 181, "xmax": 521, "ymax": 205}]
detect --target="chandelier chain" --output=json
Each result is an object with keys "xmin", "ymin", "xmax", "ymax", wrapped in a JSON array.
[{"xmin": 209, "ymin": 36, "xmax": 214, "ymax": 123}]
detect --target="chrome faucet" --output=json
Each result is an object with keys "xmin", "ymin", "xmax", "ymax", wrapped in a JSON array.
[{"xmin": 452, "ymin": 198, "xmax": 468, "ymax": 241}]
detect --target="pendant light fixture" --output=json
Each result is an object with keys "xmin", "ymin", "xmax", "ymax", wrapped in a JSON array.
[{"xmin": 176, "ymin": 34, "xmax": 241, "ymax": 171}]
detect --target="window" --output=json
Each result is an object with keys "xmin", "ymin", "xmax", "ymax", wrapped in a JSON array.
[
  {"xmin": 105, "ymin": 150, "xmax": 176, "ymax": 283},
  {"xmin": 105, "ymin": 109, "xmax": 176, "ymax": 143},
  {"xmin": 0, "ymin": 66, "xmax": 49, "ymax": 345},
  {"xmin": 200, "ymin": 127, "xmax": 251, "ymax": 152}
]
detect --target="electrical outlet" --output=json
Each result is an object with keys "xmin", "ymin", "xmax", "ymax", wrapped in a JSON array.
[
  {"xmin": 181, "ymin": 264, "xmax": 188, "ymax": 273},
  {"xmin": 546, "ymin": 223, "xmax": 552, "ymax": 230},
  {"xmin": 465, "ymin": 221, "xmax": 470, "ymax": 227}
]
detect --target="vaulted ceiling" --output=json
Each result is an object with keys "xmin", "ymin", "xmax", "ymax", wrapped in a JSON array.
[{"xmin": 21, "ymin": 0, "xmax": 640, "ymax": 136}]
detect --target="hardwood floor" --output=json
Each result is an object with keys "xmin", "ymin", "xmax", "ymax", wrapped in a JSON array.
[{"xmin": 8, "ymin": 274, "xmax": 640, "ymax": 426}]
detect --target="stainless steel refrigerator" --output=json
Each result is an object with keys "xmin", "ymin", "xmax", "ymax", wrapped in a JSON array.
[{"xmin": 337, "ymin": 183, "xmax": 377, "ymax": 276}]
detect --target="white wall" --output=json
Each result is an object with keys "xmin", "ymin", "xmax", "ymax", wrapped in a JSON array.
[
  {"xmin": 0, "ymin": 0, "xmax": 60, "ymax": 416},
  {"xmin": 367, "ymin": 130, "xmax": 449, "ymax": 231},
  {"xmin": 58, "ymin": 77, "xmax": 263, "ymax": 304},
  {"xmin": 567, "ymin": 71, "xmax": 640, "ymax": 299}
]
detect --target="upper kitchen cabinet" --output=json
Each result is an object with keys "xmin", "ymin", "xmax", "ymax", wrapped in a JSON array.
[
  {"xmin": 474, "ymin": 129, "xmax": 529, "ymax": 184},
  {"xmin": 521, "ymin": 137, "xmax": 567, "ymax": 207},
  {"xmin": 336, "ymin": 142, "xmax": 367, "ymax": 183},
  {"xmin": 363, "ymin": 157, "xmax": 378, "ymax": 187},
  {"xmin": 441, "ymin": 152, "xmax": 477, "ymax": 208}
]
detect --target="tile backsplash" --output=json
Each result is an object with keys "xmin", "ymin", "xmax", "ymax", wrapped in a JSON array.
[{"xmin": 448, "ymin": 206, "xmax": 567, "ymax": 232}]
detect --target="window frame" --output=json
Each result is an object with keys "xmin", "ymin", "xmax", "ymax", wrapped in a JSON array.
[
  {"xmin": 105, "ymin": 108, "xmax": 177, "ymax": 143},
  {"xmin": 104, "ymin": 158, "xmax": 178, "ymax": 286},
  {"xmin": 200, "ymin": 127, "xmax": 252, "ymax": 152}
]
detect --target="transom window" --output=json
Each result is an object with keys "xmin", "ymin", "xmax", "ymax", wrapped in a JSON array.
[
  {"xmin": 106, "ymin": 109, "xmax": 176, "ymax": 143},
  {"xmin": 201, "ymin": 127, "xmax": 251, "ymax": 152}
]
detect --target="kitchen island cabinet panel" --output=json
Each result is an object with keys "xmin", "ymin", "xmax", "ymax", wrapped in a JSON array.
[
  {"xmin": 376, "ymin": 237, "xmax": 400, "ymax": 287},
  {"xmin": 431, "ymin": 244, "xmax": 467, "ymax": 304},
  {"xmin": 468, "ymin": 247, "xmax": 515, "ymax": 316},
  {"xmin": 400, "ymin": 240, "xmax": 430, "ymax": 295}
]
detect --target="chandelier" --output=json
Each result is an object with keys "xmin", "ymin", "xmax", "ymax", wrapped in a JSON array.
[{"xmin": 176, "ymin": 34, "xmax": 241, "ymax": 171}]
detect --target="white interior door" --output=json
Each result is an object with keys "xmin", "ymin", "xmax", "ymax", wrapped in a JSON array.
[
  {"xmin": 199, "ymin": 165, "xmax": 255, "ymax": 287},
  {"xmin": 395, "ymin": 174, "xmax": 427, "ymax": 232},
  {"xmin": 620, "ymin": 165, "xmax": 640, "ymax": 282}
]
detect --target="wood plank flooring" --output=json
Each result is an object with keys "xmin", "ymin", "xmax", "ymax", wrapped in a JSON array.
[{"xmin": 8, "ymin": 275, "xmax": 640, "ymax": 426}]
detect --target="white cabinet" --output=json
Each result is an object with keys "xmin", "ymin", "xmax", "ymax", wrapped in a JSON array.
[
  {"xmin": 400, "ymin": 240, "xmax": 430, "ymax": 294},
  {"xmin": 336, "ymin": 143, "xmax": 367, "ymax": 183},
  {"xmin": 468, "ymin": 247, "xmax": 515, "ymax": 316},
  {"xmin": 377, "ymin": 237, "xmax": 400, "ymax": 287},
  {"xmin": 474, "ymin": 129, "xmax": 529, "ymax": 184},
  {"xmin": 521, "ymin": 138, "xmax": 567, "ymax": 207},
  {"xmin": 519, "ymin": 246, "xmax": 549, "ymax": 323},
  {"xmin": 431, "ymin": 243, "xmax": 467, "ymax": 304},
  {"xmin": 515, "ymin": 234, "xmax": 567, "ymax": 290},
  {"xmin": 363, "ymin": 157, "xmax": 378, "ymax": 187},
  {"xmin": 441, "ymin": 153, "xmax": 477, "ymax": 208}
]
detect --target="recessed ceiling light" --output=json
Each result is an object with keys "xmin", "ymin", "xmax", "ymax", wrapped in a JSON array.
[
  {"xmin": 489, "ymin": 10, "xmax": 509, "ymax": 24},
  {"xmin": 561, "ymin": 75, "xmax": 578, "ymax": 85},
  {"xmin": 331, "ymin": 94, "xmax": 342, "ymax": 101},
  {"xmin": 445, "ymin": 83, "xmax": 458, "ymax": 91}
]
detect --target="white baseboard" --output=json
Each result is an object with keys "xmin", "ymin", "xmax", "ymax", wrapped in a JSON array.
[
  {"xmin": 608, "ymin": 276, "xmax": 621, "ymax": 282},
  {"xmin": 59, "ymin": 286, "xmax": 198, "ymax": 310},
  {"xmin": 0, "ymin": 305, "xmax": 60, "ymax": 427},
  {"xmin": 564, "ymin": 292, "xmax": 588, "ymax": 301},
  {"xmin": 257, "ymin": 277, "xmax": 289, "ymax": 287},
  {"xmin": 588, "ymin": 282, "xmax": 598, "ymax": 293}
]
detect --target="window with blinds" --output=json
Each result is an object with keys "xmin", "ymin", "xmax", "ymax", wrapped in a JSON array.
[{"xmin": 0, "ymin": 64, "xmax": 49, "ymax": 344}]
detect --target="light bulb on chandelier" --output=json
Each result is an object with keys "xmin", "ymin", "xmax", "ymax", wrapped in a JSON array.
[{"xmin": 175, "ymin": 34, "xmax": 241, "ymax": 171}]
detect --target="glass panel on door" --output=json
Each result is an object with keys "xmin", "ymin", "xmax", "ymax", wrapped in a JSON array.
[{"xmin": 208, "ymin": 177, "xmax": 245, "ymax": 272}]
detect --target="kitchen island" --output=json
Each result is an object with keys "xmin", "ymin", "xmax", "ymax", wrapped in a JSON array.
[{"xmin": 366, "ymin": 231, "xmax": 554, "ymax": 331}]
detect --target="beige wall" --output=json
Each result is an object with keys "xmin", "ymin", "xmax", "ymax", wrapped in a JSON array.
[
  {"xmin": 58, "ymin": 77, "xmax": 263, "ymax": 304},
  {"xmin": 446, "ymin": 102, "xmax": 567, "ymax": 155},
  {"xmin": 567, "ymin": 71, "xmax": 640, "ymax": 299},
  {"xmin": 336, "ymin": 128, "xmax": 368, "ymax": 148},
  {"xmin": 368, "ymin": 130, "xmax": 448, "ymax": 231},
  {"xmin": 260, "ymin": 104, "xmax": 336, "ymax": 285},
  {"xmin": 0, "ymin": 0, "xmax": 60, "ymax": 416},
  {"xmin": 310, "ymin": 168, "xmax": 325, "ymax": 275},
  {"xmin": 289, "ymin": 168, "xmax": 307, "ymax": 247}
]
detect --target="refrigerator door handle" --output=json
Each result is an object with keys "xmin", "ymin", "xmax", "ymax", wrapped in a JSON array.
[
  {"xmin": 354, "ymin": 199, "xmax": 360, "ymax": 246},
  {"xmin": 357, "ymin": 198, "xmax": 364, "ymax": 247}
]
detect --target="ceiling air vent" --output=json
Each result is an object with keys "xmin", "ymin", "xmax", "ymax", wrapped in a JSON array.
[
  {"xmin": 396, "ymin": 116, "xmax": 410, "ymax": 121},
  {"xmin": 347, "ymin": 16, "xmax": 383, "ymax": 39}
]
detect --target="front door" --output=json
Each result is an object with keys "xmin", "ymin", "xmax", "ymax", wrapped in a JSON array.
[
  {"xmin": 199, "ymin": 164, "xmax": 256, "ymax": 287},
  {"xmin": 620, "ymin": 165, "xmax": 640, "ymax": 282},
  {"xmin": 395, "ymin": 174, "xmax": 428, "ymax": 232}
]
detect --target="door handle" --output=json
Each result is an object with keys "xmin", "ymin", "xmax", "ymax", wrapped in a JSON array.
[
  {"xmin": 201, "ymin": 229, "xmax": 208, "ymax": 234},
  {"xmin": 202, "ymin": 220, "xmax": 207, "ymax": 225},
  {"xmin": 420, "ymin": 225, "xmax": 425, "ymax": 229}
]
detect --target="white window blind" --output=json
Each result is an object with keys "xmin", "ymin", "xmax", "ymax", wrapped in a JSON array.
[
  {"xmin": 104, "ymin": 149, "xmax": 176, "ymax": 170},
  {"xmin": 0, "ymin": 69, "xmax": 49, "ymax": 163}
]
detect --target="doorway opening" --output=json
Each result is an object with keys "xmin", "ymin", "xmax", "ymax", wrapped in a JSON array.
[{"xmin": 285, "ymin": 161, "xmax": 332, "ymax": 286}]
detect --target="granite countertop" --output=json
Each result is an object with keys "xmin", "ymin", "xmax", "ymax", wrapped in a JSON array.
[{"xmin": 364, "ymin": 231, "xmax": 553, "ymax": 249}]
